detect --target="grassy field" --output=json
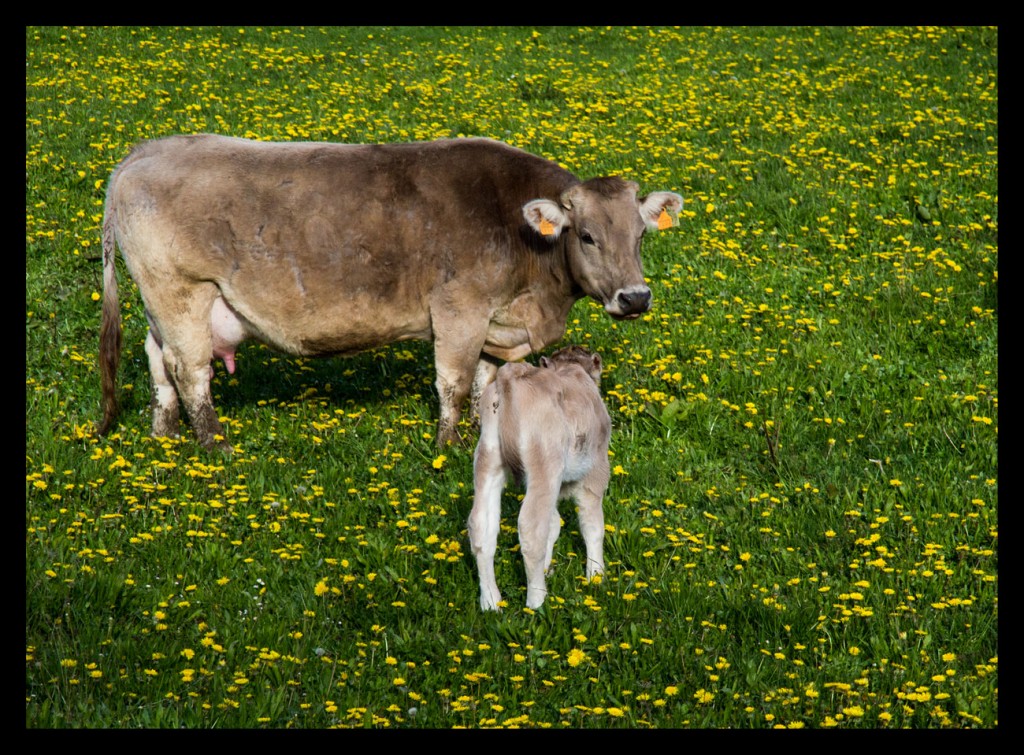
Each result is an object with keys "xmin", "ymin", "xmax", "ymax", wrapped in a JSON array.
[{"xmin": 26, "ymin": 26, "xmax": 997, "ymax": 728}]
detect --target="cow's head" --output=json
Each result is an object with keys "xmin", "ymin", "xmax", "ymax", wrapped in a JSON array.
[{"xmin": 523, "ymin": 178, "xmax": 683, "ymax": 319}]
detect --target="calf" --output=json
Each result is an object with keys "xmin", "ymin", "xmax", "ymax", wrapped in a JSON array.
[{"xmin": 468, "ymin": 346, "xmax": 611, "ymax": 611}]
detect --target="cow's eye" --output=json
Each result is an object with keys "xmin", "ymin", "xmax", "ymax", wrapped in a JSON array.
[{"xmin": 579, "ymin": 232, "xmax": 595, "ymax": 245}]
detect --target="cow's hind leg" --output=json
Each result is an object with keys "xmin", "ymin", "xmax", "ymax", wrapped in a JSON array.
[
  {"xmin": 146, "ymin": 283, "xmax": 229, "ymax": 451},
  {"xmin": 144, "ymin": 325, "xmax": 180, "ymax": 438}
]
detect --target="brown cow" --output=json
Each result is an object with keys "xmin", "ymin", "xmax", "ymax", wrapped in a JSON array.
[
  {"xmin": 467, "ymin": 346, "xmax": 610, "ymax": 611},
  {"xmin": 98, "ymin": 135, "xmax": 682, "ymax": 449}
]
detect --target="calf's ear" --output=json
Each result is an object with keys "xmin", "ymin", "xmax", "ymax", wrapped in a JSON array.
[
  {"xmin": 639, "ymin": 191, "xmax": 684, "ymax": 230},
  {"xmin": 523, "ymin": 199, "xmax": 569, "ymax": 239},
  {"xmin": 539, "ymin": 355, "xmax": 552, "ymax": 368}
]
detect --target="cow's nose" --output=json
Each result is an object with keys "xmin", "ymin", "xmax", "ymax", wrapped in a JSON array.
[{"xmin": 616, "ymin": 288, "xmax": 652, "ymax": 314}]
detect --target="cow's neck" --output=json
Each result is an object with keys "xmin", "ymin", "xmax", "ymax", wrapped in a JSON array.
[{"xmin": 528, "ymin": 236, "xmax": 585, "ymax": 349}]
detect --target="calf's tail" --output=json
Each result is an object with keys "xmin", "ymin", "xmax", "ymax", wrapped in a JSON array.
[{"xmin": 96, "ymin": 195, "xmax": 122, "ymax": 435}]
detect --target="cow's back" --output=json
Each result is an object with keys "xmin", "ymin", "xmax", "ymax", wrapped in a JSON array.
[{"xmin": 113, "ymin": 134, "xmax": 573, "ymax": 234}]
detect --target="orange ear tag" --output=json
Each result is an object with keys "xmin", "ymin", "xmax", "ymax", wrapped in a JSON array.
[
  {"xmin": 539, "ymin": 218, "xmax": 556, "ymax": 236},
  {"xmin": 657, "ymin": 208, "xmax": 673, "ymax": 230}
]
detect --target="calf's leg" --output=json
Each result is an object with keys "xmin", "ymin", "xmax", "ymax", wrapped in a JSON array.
[
  {"xmin": 575, "ymin": 482, "xmax": 607, "ymax": 579},
  {"xmin": 468, "ymin": 413, "xmax": 507, "ymax": 611},
  {"xmin": 574, "ymin": 454, "xmax": 610, "ymax": 578},
  {"xmin": 518, "ymin": 470, "xmax": 562, "ymax": 610}
]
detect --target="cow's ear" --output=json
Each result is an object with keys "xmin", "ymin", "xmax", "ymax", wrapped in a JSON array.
[
  {"xmin": 539, "ymin": 355, "xmax": 552, "ymax": 369},
  {"xmin": 523, "ymin": 199, "xmax": 569, "ymax": 239},
  {"xmin": 639, "ymin": 191, "xmax": 684, "ymax": 230},
  {"xmin": 591, "ymin": 353, "xmax": 603, "ymax": 373}
]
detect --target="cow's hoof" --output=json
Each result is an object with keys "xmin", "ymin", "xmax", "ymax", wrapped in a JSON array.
[
  {"xmin": 438, "ymin": 432, "xmax": 464, "ymax": 449},
  {"xmin": 201, "ymin": 437, "xmax": 234, "ymax": 454}
]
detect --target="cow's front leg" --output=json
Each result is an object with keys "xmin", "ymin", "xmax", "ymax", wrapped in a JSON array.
[
  {"xmin": 434, "ymin": 368, "xmax": 471, "ymax": 447},
  {"xmin": 432, "ymin": 323, "xmax": 488, "ymax": 447},
  {"xmin": 469, "ymin": 354, "xmax": 501, "ymax": 427}
]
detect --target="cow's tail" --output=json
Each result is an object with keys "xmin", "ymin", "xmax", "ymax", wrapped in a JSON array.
[{"xmin": 96, "ymin": 188, "xmax": 122, "ymax": 436}]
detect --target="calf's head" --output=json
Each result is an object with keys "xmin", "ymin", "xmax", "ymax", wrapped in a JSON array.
[
  {"xmin": 539, "ymin": 345, "xmax": 604, "ymax": 387},
  {"xmin": 523, "ymin": 178, "xmax": 683, "ymax": 319}
]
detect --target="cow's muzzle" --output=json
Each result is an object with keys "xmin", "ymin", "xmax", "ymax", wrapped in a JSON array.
[{"xmin": 607, "ymin": 286, "xmax": 652, "ymax": 319}]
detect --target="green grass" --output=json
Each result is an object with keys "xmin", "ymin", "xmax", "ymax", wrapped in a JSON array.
[{"xmin": 26, "ymin": 26, "xmax": 997, "ymax": 728}]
